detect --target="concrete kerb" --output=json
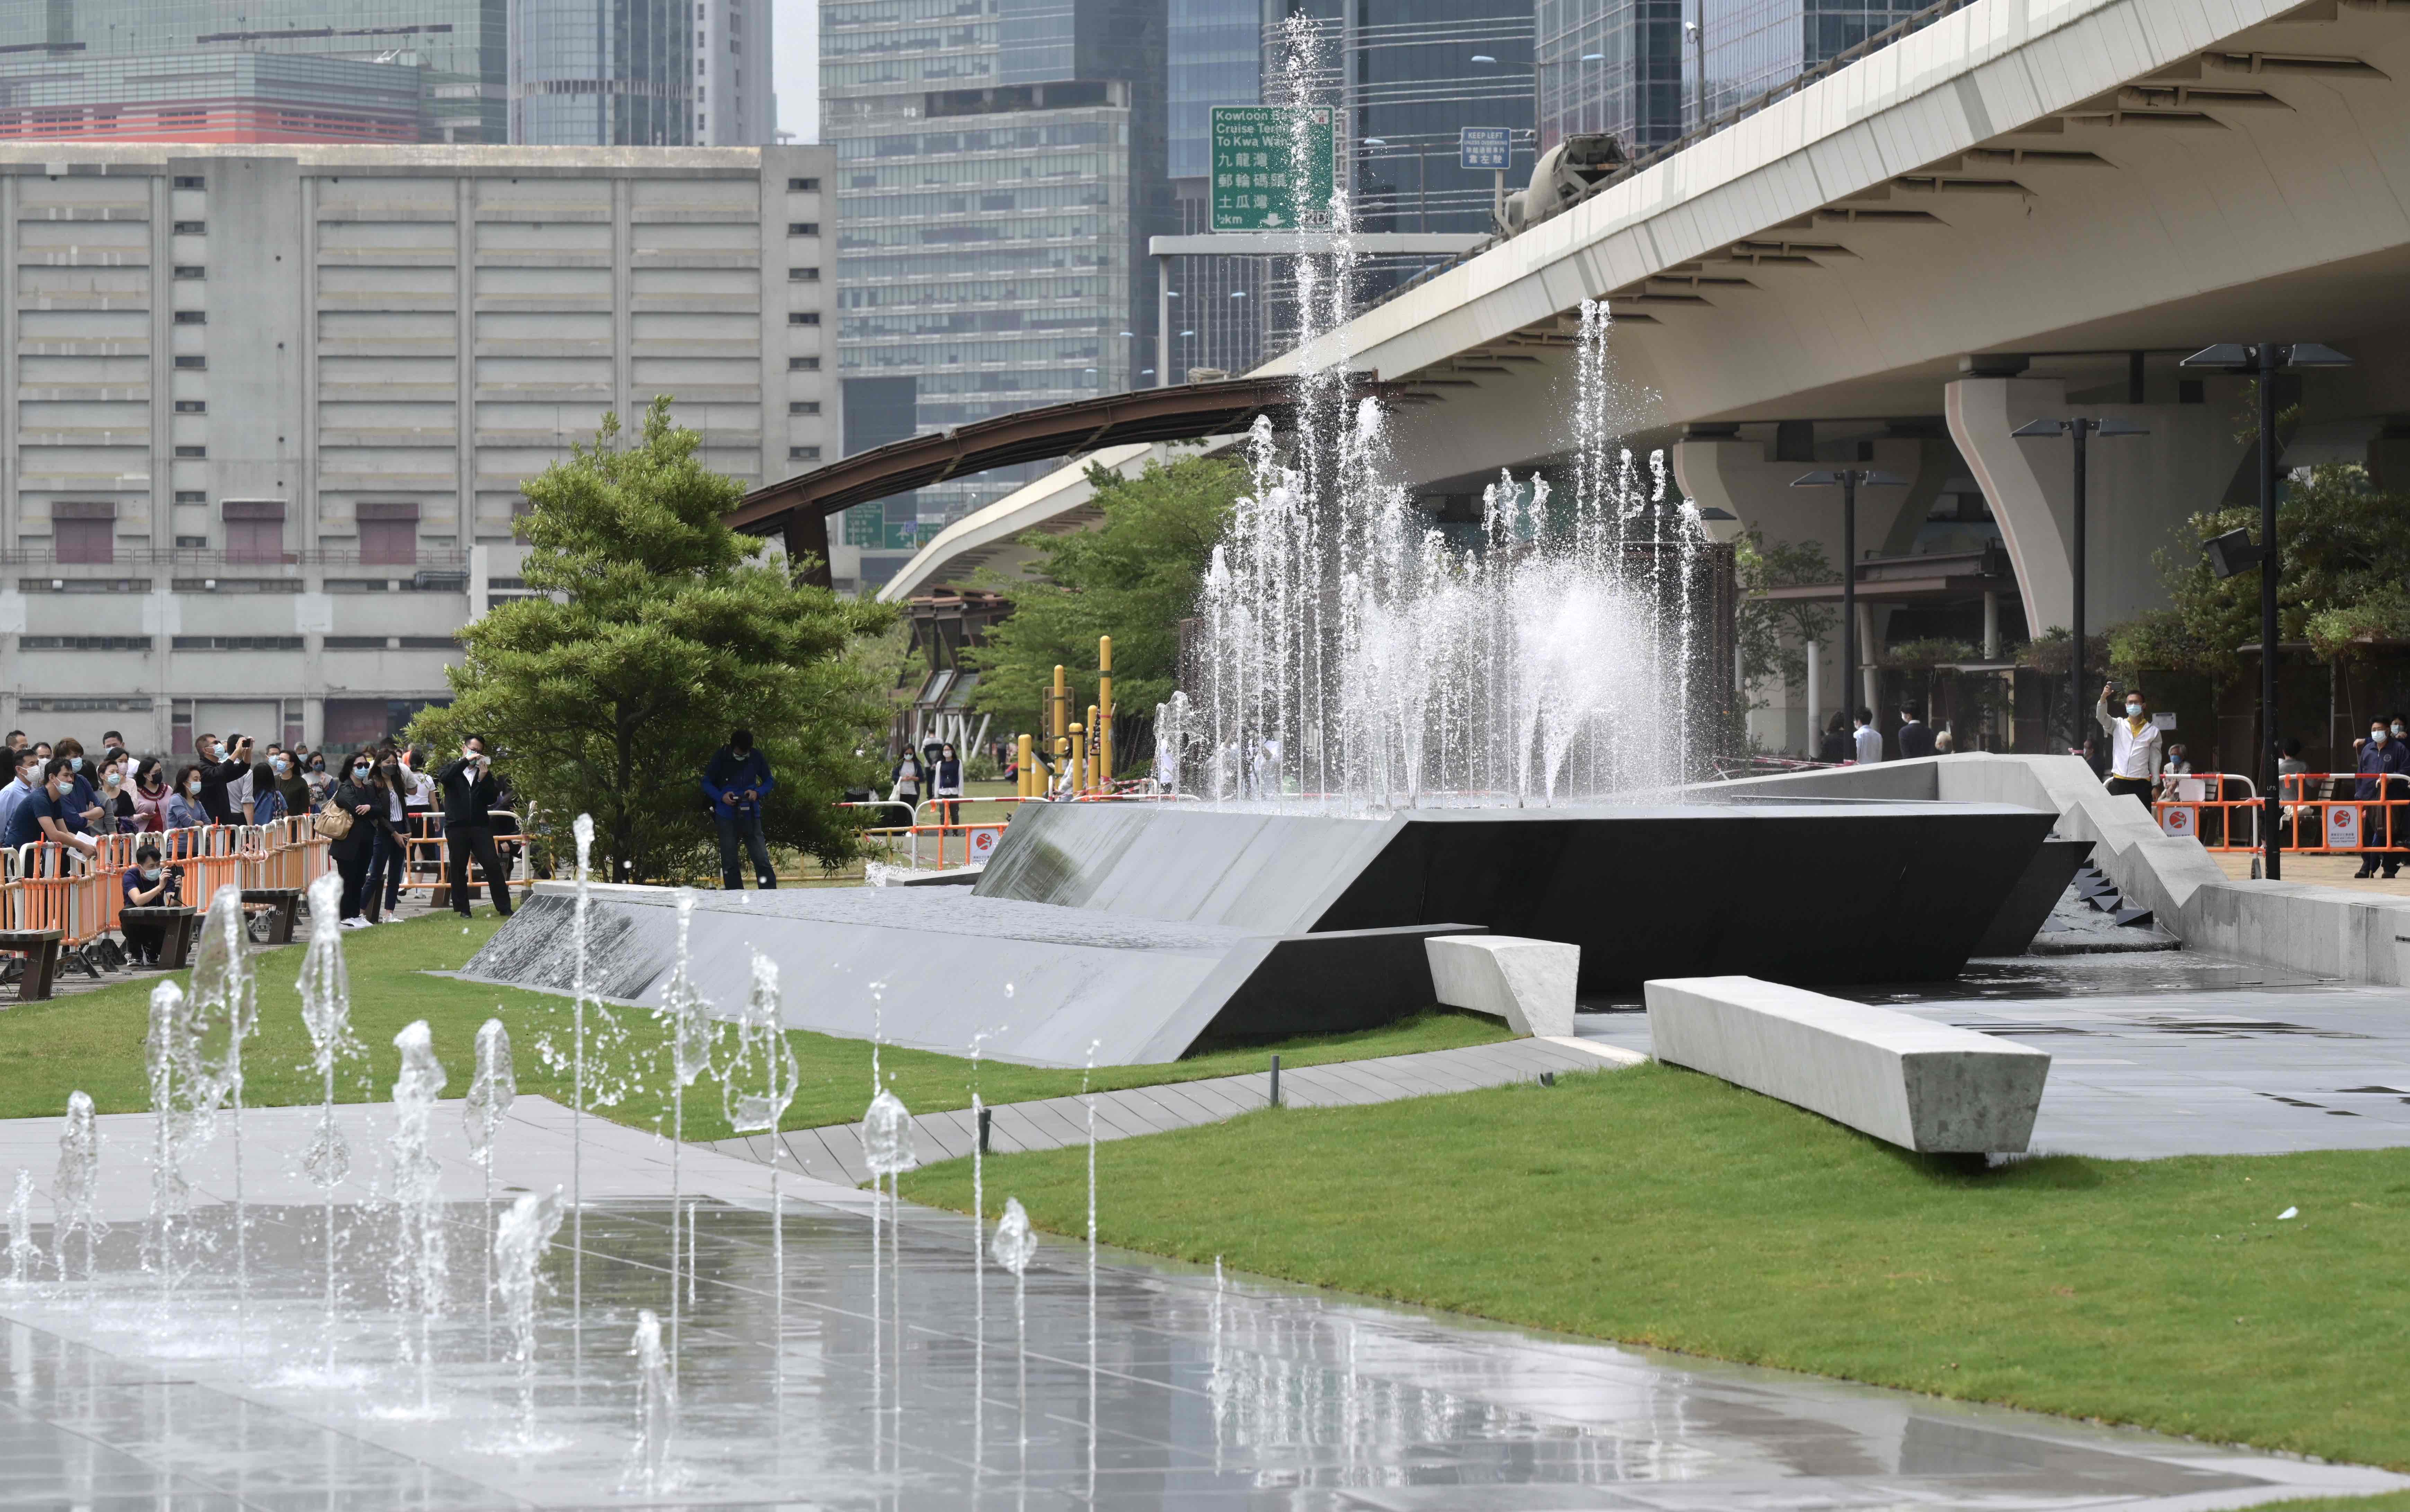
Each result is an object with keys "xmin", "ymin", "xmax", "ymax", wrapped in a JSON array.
[{"xmin": 1703, "ymin": 754, "xmax": 2410, "ymax": 985}]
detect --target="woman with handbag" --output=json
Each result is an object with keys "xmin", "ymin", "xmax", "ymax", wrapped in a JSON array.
[
  {"xmin": 360, "ymin": 750, "xmax": 411, "ymax": 924},
  {"xmin": 326, "ymin": 755, "xmax": 382, "ymax": 925}
]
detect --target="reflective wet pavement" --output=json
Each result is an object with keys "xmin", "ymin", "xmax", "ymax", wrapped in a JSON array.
[{"xmin": 0, "ymin": 1164, "xmax": 2402, "ymax": 1508}]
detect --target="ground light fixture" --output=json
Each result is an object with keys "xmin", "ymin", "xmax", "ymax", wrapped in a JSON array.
[
  {"xmin": 2177, "ymin": 340, "xmax": 2353, "ymax": 880},
  {"xmin": 2011, "ymin": 416, "xmax": 2148, "ymax": 757},
  {"xmin": 1790, "ymin": 469, "xmax": 1905, "ymax": 739}
]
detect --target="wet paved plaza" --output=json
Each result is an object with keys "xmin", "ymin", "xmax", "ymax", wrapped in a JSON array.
[{"xmin": 0, "ymin": 1098, "xmax": 2398, "ymax": 1509}]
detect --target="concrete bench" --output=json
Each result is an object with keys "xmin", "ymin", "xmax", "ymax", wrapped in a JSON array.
[
  {"xmin": 120, "ymin": 906, "xmax": 200, "ymax": 970},
  {"xmin": 1645, "ymin": 975, "xmax": 2050, "ymax": 1153},
  {"xmin": 1425, "ymin": 935, "xmax": 1578, "ymax": 1037},
  {"xmin": 0, "ymin": 929, "xmax": 64, "ymax": 1002},
  {"xmin": 241, "ymin": 887, "xmax": 302, "ymax": 945}
]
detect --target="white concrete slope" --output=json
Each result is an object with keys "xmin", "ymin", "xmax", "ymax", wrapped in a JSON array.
[{"xmin": 1260, "ymin": 0, "xmax": 2410, "ymax": 485}]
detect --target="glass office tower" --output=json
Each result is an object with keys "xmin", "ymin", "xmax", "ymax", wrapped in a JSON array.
[
  {"xmin": 823, "ymin": 0, "xmax": 1167, "ymax": 581},
  {"xmin": 508, "ymin": 0, "xmax": 694, "ymax": 144}
]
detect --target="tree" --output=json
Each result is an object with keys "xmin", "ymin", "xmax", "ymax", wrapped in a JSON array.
[
  {"xmin": 409, "ymin": 399, "xmax": 893, "ymax": 883},
  {"xmin": 967, "ymin": 456, "xmax": 1242, "ymax": 738},
  {"xmin": 1734, "ymin": 530, "xmax": 1837, "ymax": 709},
  {"xmin": 2108, "ymin": 464, "xmax": 2410, "ymax": 686}
]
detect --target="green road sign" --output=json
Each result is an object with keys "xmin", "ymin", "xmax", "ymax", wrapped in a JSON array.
[
  {"xmin": 841, "ymin": 506, "xmax": 925, "ymax": 552},
  {"xmin": 1210, "ymin": 105, "xmax": 1335, "ymax": 232}
]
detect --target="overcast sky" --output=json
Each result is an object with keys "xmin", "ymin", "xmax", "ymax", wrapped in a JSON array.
[{"xmin": 775, "ymin": 0, "xmax": 817, "ymax": 142}]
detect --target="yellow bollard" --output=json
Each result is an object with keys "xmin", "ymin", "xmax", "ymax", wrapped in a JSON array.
[
  {"xmin": 1016, "ymin": 732, "xmax": 1034, "ymax": 798},
  {"xmin": 1098, "ymin": 635, "xmax": 1114, "ymax": 788},
  {"xmin": 1069, "ymin": 723, "xmax": 1086, "ymax": 798},
  {"xmin": 1051, "ymin": 664, "xmax": 1068, "ymax": 757}
]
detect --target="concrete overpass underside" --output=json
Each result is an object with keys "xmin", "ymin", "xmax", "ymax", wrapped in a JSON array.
[{"xmin": 1279, "ymin": 0, "xmax": 2410, "ymax": 754}]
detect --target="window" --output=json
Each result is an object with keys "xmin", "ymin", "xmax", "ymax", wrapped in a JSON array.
[
  {"xmin": 788, "ymin": 400, "xmax": 821, "ymax": 415},
  {"xmin": 174, "ymin": 534, "xmax": 207, "ymax": 547},
  {"xmin": 173, "ymin": 490, "xmax": 205, "ymax": 505},
  {"xmin": 174, "ymin": 356, "xmax": 206, "ymax": 370},
  {"xmin": 788, "ymin": 266, "xmax": 821, "ymax": 281},
  {"xmin": 173, "ymin": 311, "xmax": 205, "ymax": 325},
  {"xmin": 174, "ymin": 265, "xmax": 204, "ymax": 280},
  {"xmin": 788, "ymin": 356, "xmax": 820, "ymax": 371},
  {"xmin": 787, "ymin": 312, "xmax": 820, "ymax": 325},
  {"xmin": 172, "ymin": 220, "xmax": 204, "ymax": 234},
  {"xmin": 787, "ymin": 222, "xmax": 819, "ymax": 236},
  {"xmin": 322, "ymin": 636, "xmax": 389, "ymax": 650},
  {"xmin": 223, "ymin": 499, "xmax": 284, "ymax": 563},
  {"xmin": 396, "ymin": 636, "xmax": 458, "ymax": 650},
  {"xmin": 174, "ymin": 445, "xmax": 206, "ymax": 458},
  {"xmin": 788, "ymin": 177, "xmax": 819, "ymax": 192},
  {"xmin": 357, "ymin": 502, "xmax": 419, "ymax": 566},
  {"xmin": 174, "ymin": 400, "xmax": 206, "ymax": 414},
  {"xmin": 789, "ymin": 445, "xmax": 822, "ymax": 461},
  {"xmin": 20, "ymin": 636, "xmax": 151, "ymax": 651},
  {"xmin": 172, "ymin": 636, "xmax": 302, "ymax": 651},
  {"xmin": 173, "ymin": 175, "xmax": 203, "ymax": 189}
]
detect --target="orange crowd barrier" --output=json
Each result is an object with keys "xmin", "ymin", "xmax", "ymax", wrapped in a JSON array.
[{"xmin": 2155, "ymin": 771, "xmax": 2410, "ymax": 855}]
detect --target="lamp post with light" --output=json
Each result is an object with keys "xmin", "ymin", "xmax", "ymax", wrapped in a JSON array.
[
  {"xmin": 2009, "ymin": 416, "xmax": 2148, "ymax": 758},
  {"xmin": 2177, "ymin": 340, "xmax": 2352, "ymax": 880}
]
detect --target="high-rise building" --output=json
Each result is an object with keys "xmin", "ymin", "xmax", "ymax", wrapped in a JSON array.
[
  {"xmin": 0, "ymin": 143, "xmax": 833, "ymax": 755},
  {"xmin": 1536, "ymin": 0, "xmax": 1918, "ymax": 153},
  {"xmin": 506, "ymin": 0, "xmax": 775, "ymax": 145},
  {"xmin": 821, "ymin": 0, "xmax": 1168, "ymax": 592},
  {"xmin": 0, "ymin": 0, "xmax": 510, "ymax": 143}
]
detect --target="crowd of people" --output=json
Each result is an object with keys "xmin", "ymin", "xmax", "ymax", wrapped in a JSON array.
[{"xmin": 0, "ymin": 726, "xmax": 520, "ymax": 954}]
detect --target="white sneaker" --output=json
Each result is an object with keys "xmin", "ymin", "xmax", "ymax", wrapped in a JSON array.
[
  {"xmin": 382, "ymin": 914, "xmax": 406, "ymax": 924},
  {"xmin": 340, "ymin": 918, "xmax": 369, "ymax": 930}
]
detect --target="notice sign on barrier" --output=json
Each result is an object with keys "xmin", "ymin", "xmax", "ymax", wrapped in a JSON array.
[
  {"xmin": 2160, "ymin": 805, "xmax": 2196, "ymax": 838},
  {"xmin": 2327, "ymin": 804, "xmax": 2362, "ymax": 849},
  {"xmin": 967, "ymin": 826, "xmax": 1002, "ymax": 861}
]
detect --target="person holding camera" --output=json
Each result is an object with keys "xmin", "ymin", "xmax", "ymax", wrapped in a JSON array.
[
  {"xmin": 119, "ymin": 844, "xmax": 181, "ymax": 966},
  {"xmin": 192, "ymin": 732, "xmax": 254, "ymax": 824},
  {"xmin": 436, "ymin": 735, "xmax": 514, "ymax": 919}
]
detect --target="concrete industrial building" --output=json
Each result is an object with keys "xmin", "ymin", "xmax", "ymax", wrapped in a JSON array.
[{"xmin": 0, "ymin": 141, "xmax": 833, "ymax": 757}]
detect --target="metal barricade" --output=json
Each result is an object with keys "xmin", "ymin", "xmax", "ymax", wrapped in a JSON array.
[{"xmin": 2158, "ymin": 771, "xmax": 2408, "ymax": 857}]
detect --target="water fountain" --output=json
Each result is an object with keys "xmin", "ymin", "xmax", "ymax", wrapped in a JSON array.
[
  {"xmin": 991, "ymin": 1196, "xmax": 1039, "ymax": 1461},
  {"xmin": 721, "ymin": 949, "xmax": 797, "ymax": 1380},
  {"xmin": 466, "ymin": 1016, "xmax": 516, "ymax": 1331},
  {"xmin": 389, "ymin": 1019, "xmax": 448, "ymax": 1414},
  {"xmin": 295, "ymin": 870, "xmax": 360, "ymax": 1366},
  {"xmin": 494, "ymin": 1186, "xmax": 567, "ymax": 1446},
  {"xmin": 187, "ymin": 884, "xmax": 257, "ymax": 1315},
  {"xmin": 626, "ymin": 1308, "xmax": 676, "ymax": 1492},
  {"xmin": 51, "ymin": 1090, "xmax": 99, "ymax": 1286},
  {"xmin": 653, "ymin": 888, "xmax": 716, "ymax": 1363},
  {"xmin": 6, "ymin": 1169, "xmax": 34, "ymax": 1285},
  {"xmin": 143, "ymin": 980, "xmax": 200, "ymax": 1290}
]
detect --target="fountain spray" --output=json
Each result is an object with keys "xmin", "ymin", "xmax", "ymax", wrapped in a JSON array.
[
  {"xmin": 295, "ymin": 870, "xmax": 362, "ymax": 1365},
  {"xmin": 142, "ymin": 980, "xmax": 200, "ymax": 1294},
  {"xmin": 188, "ymin": 885, "xmax": 257, "ymax": 1321},
  {"xmin": 389, "ymin": 1020, "xmax": 449, "ymax": 1414},
  {"xmin": 570, "ymin": 813, "xmax": 593, "ymax": 1338},
  {"xmin": 991, "ymin": 1196, "xmax": 1038, "ymax": 1465},
  {"xmin": 722, "ymin": 950, "xmax": 797, "ymax": 1381},
  {"xmin": 626, "ymin": 1308, "xmax": 676, "ymax": 1491},
  {"xmin": 7, "ymin": 1169, "xmax": 36, "ymax": 1285},
  {"xmin": 495, "ymin": 1187, "xmax": 566, "ymax": 1444},
  {"xmin": 863, "ymin": 1083, "xmax": 914, "ymax": 1442},
  {"xmin": 653, "ymin": 888, "xmax": 717, "ymax": 1370},
  {"xmin": 464, "ymin": 1017, "xmax": 516, "ymax": 1341},
  {"xmin": 53, "ymin": 1091, "xmax": 101, "ymax": 1292}
]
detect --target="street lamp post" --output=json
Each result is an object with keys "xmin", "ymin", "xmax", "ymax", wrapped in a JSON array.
[
  {"xmin": 1791, "ymin": 469, "xmax": 1905, "ymax": 737},
  {"xmin": 2010, "ymin": 416, "xmax": 2148, "ymax": 760},
  {"xmin": 2178, "ymin": 341, "xmax": 2352, "ymax": 881}
]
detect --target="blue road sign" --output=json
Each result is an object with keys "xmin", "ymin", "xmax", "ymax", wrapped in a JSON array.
[{"xmin": 1459, "ymin": 126, "xmax": 1512, "ymax": 171}]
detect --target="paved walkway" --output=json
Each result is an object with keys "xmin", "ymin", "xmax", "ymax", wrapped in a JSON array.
[
  {"xmin": 703, "ymin": 1035, "xmax": 1640, "ymax": 1187},
  {"xmin": 2214, "ymin": 849, "xmax": 2410, "ymax": 896}
]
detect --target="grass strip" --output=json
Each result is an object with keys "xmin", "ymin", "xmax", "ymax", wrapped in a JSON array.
[
  {"xmin": 898, "ymin": 1059, "xmax": 2410, "ymax": 1473},
  {"xmin": 0, "ymin": 911, "xmax": 1508, "ymax": 1142}
]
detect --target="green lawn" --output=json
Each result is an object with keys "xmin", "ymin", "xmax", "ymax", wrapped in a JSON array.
[
  {"xmin": 0, "ymin": 911, "xmax": 1507, "ymax": 1141},
  {"xmin": 900, "ymin": 1059, "xmax": 2410, "ymax": 1475}
]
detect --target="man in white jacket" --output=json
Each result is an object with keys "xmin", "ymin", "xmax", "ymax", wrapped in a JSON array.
[{"xmin": 2095, "ymin": 681, "xmax": 2163, "ymax": 807}]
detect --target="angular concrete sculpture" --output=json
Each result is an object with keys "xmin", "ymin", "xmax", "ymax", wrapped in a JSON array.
[
  {"xmin": 1644, "ymin": 975, "xmax": 2050, "ymax": 1153},
  {"xmin": 1425, "ymin": 935, "xmax": 1578, "ymax": 1038}
]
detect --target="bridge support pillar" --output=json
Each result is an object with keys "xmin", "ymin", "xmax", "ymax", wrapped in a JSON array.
[{"xmin": 1673, "ymin": 427, "xmax": 1937, "ymax": 756}]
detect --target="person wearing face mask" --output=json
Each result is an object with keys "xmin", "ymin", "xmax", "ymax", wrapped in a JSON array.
[
  {"xmin": 130, "ymin": 758, "xmax": 171, "ymax": 834},
  {"xmin": 264, "ymin": 747, "xmax": 312, "ymax": 825},
  {"xmin": 2355, "ymin": 717, "xmax": 2407, "ymax": 879},
  {"xmin": 0, "ymin": 747, "xmax": 46, "ymax": 850},
  {"xmin": 27, "ymin": 758, "xmax": 99, "ymax": 861},
  {"xmin": 302, "ymin": 750, "xmax": 333, "ymax": 804},
  {"xmin": 47, "ymin": 739, "xmax": 103, "ymax": 837},
  {"xmin": 165, "ymin": 763, "xmax": 211, "ymax": 830},
  {"xmin": 190, "ymin": 732, "xmax": 254, "ymax": 824},
  {"xmin": 436, "ymin": 735, "xmax": 514, "ymax": 918},
  {"xmin": 363, "ymin": 748, "xmax": 412, "ymax": 922},
  {"xmin": 702, "ymin": 728, "xmax": 778, "ymax": 891},
  {"xmin": 2094, "ymin": 682, "xmax": 2163, "ymax": 808},
  {"xmin": 119, "ymin": 842, "xmax": 180, "ymax": 965},
  {"xmin": 90, "ymin": 757, "xmax": 134, "ymax": 835},
  {"xmin": 327, "ymin": 752, "xmax": 384, "ymax": 925}
]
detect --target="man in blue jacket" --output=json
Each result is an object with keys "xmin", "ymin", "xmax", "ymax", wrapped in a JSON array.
[{"xmin": 702, "ymin": 728, "xmax": 777, "ymax": 890}]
